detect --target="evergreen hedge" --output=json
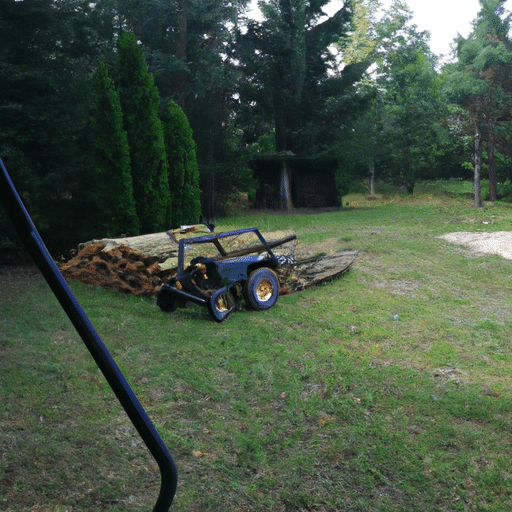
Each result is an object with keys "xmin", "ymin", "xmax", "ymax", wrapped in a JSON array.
[
  {"xmin": 91, "ymin": 61, "xmax": 140, "ymax": 236},
  {"xmin": 164, "ymin": 100, "xmax": 202, "ymax": 226},
  {"xmin": 117, "ymin": 32, "xmax": 172, "ymax": 233}
]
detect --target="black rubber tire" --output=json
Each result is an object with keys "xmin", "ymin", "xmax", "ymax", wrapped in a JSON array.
[
  {"xmin": 244, "ymin": 267, "xmax": 279, "ymax": 311},
  {"xmin": 156, "ymin": 284, "xmax": 177, "ymax": 313}
]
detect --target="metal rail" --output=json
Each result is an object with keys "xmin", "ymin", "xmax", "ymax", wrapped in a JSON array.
[{"xmin": 0, "ymin": 157, "xmax": 177, "ymax": 511}]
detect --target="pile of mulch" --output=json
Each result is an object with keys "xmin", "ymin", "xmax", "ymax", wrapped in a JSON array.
[{"xmin": 58, "ymin": 243, "xmax": 176, "ymax": 296}]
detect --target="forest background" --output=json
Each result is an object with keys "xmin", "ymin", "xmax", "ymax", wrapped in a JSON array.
[{"xmin": 1, "ymin": 0, "xmax": 512, "ymax": 255}]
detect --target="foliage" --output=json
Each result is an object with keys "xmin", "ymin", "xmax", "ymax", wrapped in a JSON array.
[
  {"xmin": 163, "ymin": 100, "xmax": 202, "ymax": 226},
  {"xmin": 381, "ymin": 50, "xmax": 448, "ymax": 193},
  {"xmin": 0, "ymin": 0, "xmax": 105, "ymax": 250},
  {"xmin": 334, "ymin": 79, "xmax": 384, "ymax": 197},
  {"xmin": 237, "ymin": 0, "xmax": 362, "ymax": 154},
  {"xmin": 333, "ymin": 1, "xmax": 450, "ymax": 195},
  {"xmin": 91, "ymin": 61, "xmax": 140, "ymax": 236},
  {"xmin": 444, "ymin": 0, "xmax": 512, "ymax": 203},
  {"xmin": 117, "ymin": 31, "xmax": 172, "ymax": 233},
  {"xmin": 4, "ymin": 0, "xmax": 512, "ymax": 247},
  {"xmin": 247, "ymin": 130, "xmax": 276, "ymax": 157},
  {"xmin": 116, "ymin": 0, "xmax": 250, "ymax": 215}
]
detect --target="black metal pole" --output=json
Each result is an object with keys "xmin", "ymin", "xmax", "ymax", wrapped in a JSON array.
[{"xmin": 0, "ymin": 157, "xmax": 177, "ymax": 511}]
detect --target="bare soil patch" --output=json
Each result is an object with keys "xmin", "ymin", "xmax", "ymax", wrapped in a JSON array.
[{"xmin": 437, "ymin": 231, "xmax": 512, "ymax": 259}]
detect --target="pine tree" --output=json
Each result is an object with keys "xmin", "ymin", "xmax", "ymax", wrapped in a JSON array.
[
  {"xmin": 117, "ymin": 31, "xmax": 172, "ymax": 233},
  {"xmin": 91, "ymin": 61, "xmax": 140, "ymax": 235},
  {"xmin": 446, "ymin": 0, "xmax": 512, "ymax": 205},
  {"xmin": 163, "ymin": 100, "xmax": 202, "ymax": 226}
]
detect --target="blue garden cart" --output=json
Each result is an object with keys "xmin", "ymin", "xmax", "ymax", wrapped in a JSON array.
[{"xmin": 157, "ymin": 227, "xmax": 295, "ymax": 322}]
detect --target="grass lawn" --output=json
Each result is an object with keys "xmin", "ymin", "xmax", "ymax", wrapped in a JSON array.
[{"xmin": 1, "ymin": 180, "xmax": 512, "ymax": 511}]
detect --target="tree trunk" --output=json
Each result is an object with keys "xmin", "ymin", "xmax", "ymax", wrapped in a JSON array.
[
  {"xmin": 81, "ymin": 227, "xmax": 297, "ymax": 259},
  {"xmin": 369, "ymin": 165, "xmax": 375, "ymax": 196},
  {"xmin": 279, "ymin": 161, "xmax": 293, "ymax": 210},
  {"xmin": 404, "ymin": 143, "xmax": 414, "ymax": 194},
  {"xmin": 274, "ymin": 92, "xmax": 287, "ymax": 152},
  {"xmin": 206, "ymin": 122, "xmax": 215, "ymax": 221},
  {"xmin": 176, "ymin": 0, "xmax": 188, "ymax": 109},
  {"xmin": 488, "ymin": 143, "xmax": 497, "ymax": 202},
  {"xmin": 474, "ymin": 123, "xmax": 483, "ymax": 208}
]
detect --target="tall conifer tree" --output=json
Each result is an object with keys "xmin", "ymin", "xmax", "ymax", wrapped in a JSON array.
[
  {"xmin": 117, "ymin": 31, "xmax": 171, "ymax": 233},
  {"xmin": 91, "ymin": 61, "xmax": 140, "ymax": 235},
  {"xmin": 163, "ymin": 101, "xmax": 202, "ymax": 226},
  {"xmin": 446, "ymin": 0, "xmax": 512, "ymax": 205}
]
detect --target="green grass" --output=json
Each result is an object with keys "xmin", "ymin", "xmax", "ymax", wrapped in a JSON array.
[{"xmin": 2, "ymin": 182, "xmax": 512, "ymax": 510}]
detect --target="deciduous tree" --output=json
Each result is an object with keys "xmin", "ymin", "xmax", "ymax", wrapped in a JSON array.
[{"xmin": 381, "ymin": 47, "xmax": 447, "ymax": 193}]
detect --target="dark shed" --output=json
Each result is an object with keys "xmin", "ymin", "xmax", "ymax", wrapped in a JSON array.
[{"xmin": 250, "ymin": 154, "xmax": 340, "ymax": 210}]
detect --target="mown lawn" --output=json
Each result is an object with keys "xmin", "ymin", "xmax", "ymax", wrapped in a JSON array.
[{"xmin": 1, "ymin": 182, "xmax": 512, "ymax": 511}]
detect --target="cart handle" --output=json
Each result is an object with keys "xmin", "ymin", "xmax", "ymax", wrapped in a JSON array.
[{"xmin": 0, "ymin": 157, "xmax": 177, "ymax": 511}]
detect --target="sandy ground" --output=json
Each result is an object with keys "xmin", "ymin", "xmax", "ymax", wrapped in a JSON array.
[{"xmin": 437, "ymin": 231, "xmax": 512, "ymax": 259}]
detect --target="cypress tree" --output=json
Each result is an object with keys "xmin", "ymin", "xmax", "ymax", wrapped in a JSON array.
[
  {"xmin": 117, "ymin": 31, "xmax": 172, "ymax": 233},
  {"xmin": 164, "ymin": 100, "xmax": 202, "ymax": 226},
  {"xmin": 91, "ymin": 61, "xmax": 140, "ymax": 235}
]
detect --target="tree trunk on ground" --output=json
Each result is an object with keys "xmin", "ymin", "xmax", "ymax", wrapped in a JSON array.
[
  {"xmin": 488, "ymin": 143, "xmax": 497, "ymax": 202},
  {"xmin": 81, "ymin": 227, "xmax": 298, "ymax": 264},
  {"xmin": 474, "ymin": 123, "xmax": 483, "ymax": 208}
]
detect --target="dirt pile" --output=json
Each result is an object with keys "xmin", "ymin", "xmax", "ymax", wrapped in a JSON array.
[
  {"xmin": 59, "ymin": 243, "xmax": 175, "ymax": 296},
  {"xmin": 437, "ymin": 231, "xmax": 512, "ymax": 259}
]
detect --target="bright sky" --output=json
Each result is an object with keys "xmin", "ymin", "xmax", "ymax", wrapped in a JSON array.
[
  {"xmin": 250, "ymin": 0, "xmax": 512, "ymax": 63},
  {"xmin": 323, "ymin": 0, "xmax": 512, "ymax": 62},
  {"xmin": 387, "ymin": 0, "xmax": 512, "ymax": 61}
]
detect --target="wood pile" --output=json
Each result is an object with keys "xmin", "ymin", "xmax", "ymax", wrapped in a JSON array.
[
  {"xmin": 81, "ymin": 225, "xmax": 298, "ymax": 269},
  {"xmin": 59, "ymin": 243, "xmax": 176, "ymax": 296},
  {"xmin": 59, "ymin": 228, "xmax": 356, "ymax": 298}
]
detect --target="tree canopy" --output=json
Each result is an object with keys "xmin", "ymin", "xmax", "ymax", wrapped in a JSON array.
[
  {"xmin": 444, "ymin": 0, "xmax": 512, "ymax": 205},
  {"xmin": 2, "ymin": 0, "xmax": 512, "ymax": 252}
]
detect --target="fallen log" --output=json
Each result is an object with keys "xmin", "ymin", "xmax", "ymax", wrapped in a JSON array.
[
  {"xmin": 80, "ymin": 225, "xmax": 297, "ymax": 269},
  {"xmin": 215, "ymin": 234, "xmax": 297, "ymax": 261},
  {"xmin": 61, "ymin": 229, "xmax": 355, "ymax": 298},
  {"xmin": 277, "ymin": 251, "xmax": 358, "ymax": 294},
  {"xmin": 79, "ymin": 224, "xmax": 212, "ymax": 260}
]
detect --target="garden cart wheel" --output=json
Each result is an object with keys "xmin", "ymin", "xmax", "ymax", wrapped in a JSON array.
[
  {"xmin": 244, "ymin": 267, "xmax": 279, "ymax": 310},
  {"xmin": 208, "ymin": 289, "xmax": 236, "ymax": 322},
  {"xmin": 156, "ymin": 282, "xmax": 178, "ymax": 312}
]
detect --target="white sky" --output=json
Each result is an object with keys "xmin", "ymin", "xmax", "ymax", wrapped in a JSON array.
[
  {"xmin": 386, "ymin": 0, "xmax": 512, "ymax": 61},
  {"xmin": 343, "ymin": 0, "xmax": 512, "ymax": 63},
  {"xmin": 251, "ymin": 1, "xmax": 512, "ymax": 63}
]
